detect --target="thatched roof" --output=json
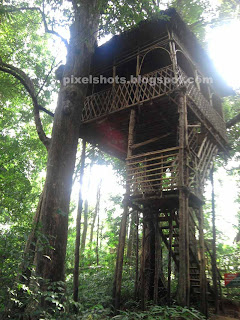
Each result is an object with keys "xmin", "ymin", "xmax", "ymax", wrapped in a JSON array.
[{"xmin": 92, "ymin": 8, "xmax": 233, "ymax": 97}]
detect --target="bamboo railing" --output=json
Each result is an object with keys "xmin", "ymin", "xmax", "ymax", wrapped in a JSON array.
[
  {"xmin": 126, "ymin": 135, "xmax": 218, "ymax": 197},
  {"xmin": 82, "ymin": 64, "xmax": 176, "ymax": 122},
  {"xmin": 126, "ymin": 147, "xmax": 179, "ymax": 195},
  {"xmin": 82, "ymin": 64, "xmax": 227, "ymax": 143}
]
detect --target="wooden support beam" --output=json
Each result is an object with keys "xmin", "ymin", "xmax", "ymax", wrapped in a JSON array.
[
  {"xmin": 140, "ymin": 218, "xmax": 146, "ymax": 310},
  {"xmin": 167, "ymin": 212, "xmax": 173, "ymax": 305},
  {"xmin": 113, "ymin": 65, "xmax": 116, "ymax": 88},
  {"xmin": 154, "ymin": 213, "xmax": 160, "ymax": 304},
  {"xmin": 134, "ymin": 211, "xmax": 139, "ymax": 300},
  {"xmin": 113, "ymin": 109, "xmax": 136, "ymax": 311},
  {"xmin": 177, "ymin": 88, "xmax": 190, "ymax": 307},
  {"xmin": 169, "ymin": 39, "xmax": 177, "ymax": 76},
  {"xmin": 210, "ymin": 168, "xmax": 219, "ymax": 314},
  {"xmin": 199, "ymin": 205, "xmax": 208, "ymax": 317},
  {"xmin": 159, "ymin": 227, "xmax": 179, "ymax": 267},
  {"xmin": 126, "ymin": 146, "xmax": 179, "ymax": 160},
  {"xmin": 131, "ymin": 133, "xmax": 171, "ymax": 150},
  {"xmin": 186, "ymin": 196, "xmax": 190, "ymax": 307},
  {"xmin": 188, "ymin": 124, "xmax": 201, "ymax": 128}
]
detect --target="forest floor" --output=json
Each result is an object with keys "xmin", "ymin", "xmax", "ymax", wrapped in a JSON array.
[
  {"xmin": 211, "ymin": 315, "xmax": 239, "ymax": 320},
  {"xmin": 210, "ymin": 299, "xmax": 240, "ymax": 320}
]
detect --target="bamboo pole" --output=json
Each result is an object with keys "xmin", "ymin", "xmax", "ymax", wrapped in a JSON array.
[
  {"xmin": 167, "ymin": 212, "xmax": 173, "ymax": 305},
  {"xmin": 126, "ymin": 146, "xmax": 179, "ymax": 160},
  {"xmin": 177, "ymin": 88, "xmax": 190, "ymax": 307},
  {"xmin": 131, "ymin": 133, "xmax": 171, "ymax": 150},
  {"xmin": 140, "ymin": 217, "xmax": 146, "ymax": 310},
  {"xmin": 210, "ymin": 167, "xmax": 219, "ymax": 314},
  {"xmin": 199, "ymin": 204, "xmax": 208, "ymax": 316},
  {"xmin": 134, "ymin": 211, "xmax": 139, "ymax": 300},
  {"xmin": 169, "ymin": 40, "xmax": 177, "ymax": 77},
  {"xmin": 113, "ymin": 108, "xmax": 136, "ymax": 311},
  {"xmin": 73, "ymin": 139, "xmax": 86, "ymax": 302},
  {"xmin": 154, "ymin": 212, "xmax": 160, "ymax": 304}
]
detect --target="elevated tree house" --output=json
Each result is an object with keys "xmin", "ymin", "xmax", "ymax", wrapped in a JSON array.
[{"xmin": 79, "ymin": 9, "xmax": 233, "ymax": 313}]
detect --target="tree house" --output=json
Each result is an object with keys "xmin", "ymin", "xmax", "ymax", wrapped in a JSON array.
[{"xmin": 79, "ymin": 8, "xmax": 233, "ymax": 313}]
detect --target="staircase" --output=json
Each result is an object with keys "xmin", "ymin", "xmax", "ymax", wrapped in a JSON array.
[{"xmin": 158, "ymin": 209, "xmax": 221, "ymax": 306}]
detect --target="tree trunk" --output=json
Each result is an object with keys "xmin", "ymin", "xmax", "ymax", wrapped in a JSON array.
[
  {"xmin": 96, "ymin": 213, "xmax": 100, "ymax": 265},
  {"xmin": 81, "ymin": 200, "xmax": 89, "ymax": 257},
  {"xmin": 19, "ymin": 193, "xmax": 43, "ymax": 285},
  {"xmin": 89, "ymin": 180, "xmax": 102, "ymax": 245},
  {"xmin": 73, "ymin": 140, "xmax": 86, "ymax": 302},
  {"xmin": 32, "ymin": 0, "xmax": 100, "ymax": 289},
  {"xmin": 127, "ymin": 211, "xmax": 136, "ymax": 262},
  {"xmin": 113, "ymin": 109, "xmax": 136, "ymax": 311},
  {"xmin": 80, "ymin": 159, "xmax": 94, "ymax": 257}
]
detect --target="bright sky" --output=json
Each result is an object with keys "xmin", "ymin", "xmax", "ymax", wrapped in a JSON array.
[
  {"xmin": 207, "ymin": 19, "xmax": 240, "ymax": 90},
  {"xmin": 205, "ymin": 20, "xmax": 240, "ymax": 243}
]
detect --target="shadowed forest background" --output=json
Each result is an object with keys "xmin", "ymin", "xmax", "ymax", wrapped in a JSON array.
[{"xmin": 0, "ymin": 0, "xmax": 240, "ymax": 319}]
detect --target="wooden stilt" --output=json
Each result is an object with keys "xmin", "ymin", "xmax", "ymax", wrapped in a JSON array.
[
  {"xmin": 167, "ymin": 212, "xmax": 173, "ymax": 305},
  {"xmin": 210, "ymin": 167, "xmax": 219, "ymax": 314},
  {"xmin": 113, "ymin": 108, "xmax": 136, "ymax": 311},
  {"xmin": 185, "ymin": 196, "xmax": 190, "ymax": 307},
  {"xmin": 199, "ymin": 205, "xmax": 208, "ymax": 316},
  {"xmin": 140, "ymin": 217, "xmax": 146, "ymax": 310},
  {"xmin": 177, "ymin": 88, "xmax": 190, "ymax": 307},
  {"xmin": 134, "ymin": 211, "xmax": 139, "ymax": 300},
  {"xmin": 154, "ymin": 212, "xmax": 160, "ymax": 304}
]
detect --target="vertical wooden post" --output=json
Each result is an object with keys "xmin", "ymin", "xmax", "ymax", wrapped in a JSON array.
[
  {"xmin": 73, "ymin": 139, "xmax": 86, "ymax": 302},
  {"xmin": 127, "ymin": 211, "xmax": 136, "ymax": 262},
  {"xmin": 136, "ymin": 53, "xmax": 140, "ymax": 104},
  {"xmin": 185, "ymin": 196, "xmax": 190, "ymax": 307},
  {"xmin": 113, "ymin": 65, "xmax": 116, "ymax": 87},
  {"xmin": 167, "ymin": 212, "xmax": 173, "ymax": 305},
  {"xmin": 199, "ymin": 205, "xmax": 208, "ymax": 316},
  {"xmin": 136, "ymin": 54, "xmax": 140, "ymax": 76},
  {"xmin": 194, "ymin": 69, "xmax": 201, "ymax": 91},
  {"xmin": 134, "ymin": 211, "xmax": 139, "ymax": 300},
  {"xmin": 208, "ymin": 86, "xmax": 213, "ymax": 107},
  {"xmin": 113, "ymin": 108, "xmax": 136, "ymax": 311},
  {"xmin": 210, "ymin": 167, "xmax": 219, "ymax": 313},
  {"xmin": 154, "ymin": 212, "xmax": 160, "ymax": 304},
  {"xmin": 177, "ymin": 88, "xmax": 190, "ymax": 307},
  {"xmin": 140, "ymin": 217, "xmax": 146, "ymax": 310},
  {"xmin": 169, "ymin": 39, "xmax": 178, "ymax": 77}
]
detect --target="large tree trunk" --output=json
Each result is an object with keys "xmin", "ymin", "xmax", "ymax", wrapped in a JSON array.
[{"xmin": 33, "ymin": 0, "xmax": 100, "ymax": 285}]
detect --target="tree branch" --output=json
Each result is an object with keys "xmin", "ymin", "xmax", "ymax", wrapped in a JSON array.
[
  {"xmin": 38, "ymin": 105, "xmax": 54, "ymax": 117},
  {"xmin": 1, "ymin": 6, "xmax": 68, "ymax": 49},
  {"xmin": 0, "ymin": 61, "xmax": 51, "ymax": 149},
  {"xmin": 36, "ymin": 58, "xmax": 60, "ymax": 98},
  {"xmin": 226, "ymin": 112, "xmax": 240, "ymax": 128}
]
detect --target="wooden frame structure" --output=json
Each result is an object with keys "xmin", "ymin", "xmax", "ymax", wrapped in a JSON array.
[{"xmin": 79, "ymin": 8, "xmax": 233, "ymax": 314}]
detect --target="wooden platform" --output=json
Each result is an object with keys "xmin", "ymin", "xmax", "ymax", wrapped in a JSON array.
[{"xmin": 128, "ymin": 189, "xmax": 204, "ymax": 211}]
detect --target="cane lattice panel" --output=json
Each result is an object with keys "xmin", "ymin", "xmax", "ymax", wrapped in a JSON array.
[{"xmin": 82, "ymin": 65, "xmax": 227, "ymax": 144}]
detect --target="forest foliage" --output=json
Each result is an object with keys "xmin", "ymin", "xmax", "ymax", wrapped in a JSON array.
[{"xmin": 0, "ymin": 0, "xmax": 240, "ymax": 319}]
